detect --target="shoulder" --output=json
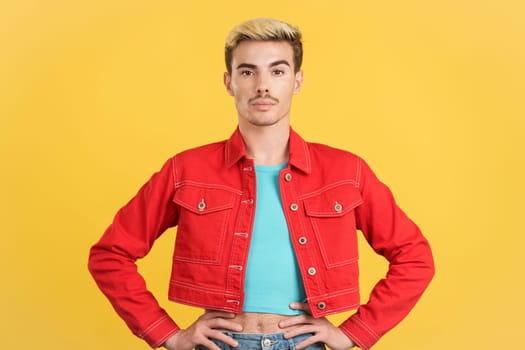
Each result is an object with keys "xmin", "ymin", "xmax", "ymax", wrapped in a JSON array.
[
  {"xmin": 302, "ymin": 141, "xmax": 370, "ymax": 187},
  {"xmin": 306, "ymin": 141, "xmax": 363, "ymax": 165},
  {"xmin": 165, "ymin": 140, "xmax": 231, "ymax": 183},
  {"xmin": 165, "ymin": 140, "xmax": 228, "ymax": 168},
  {"xmin": 175, "ymin": 139, "xmax": 227, "ymax": 159}
]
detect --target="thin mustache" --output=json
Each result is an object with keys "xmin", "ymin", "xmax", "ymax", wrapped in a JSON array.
[{"xmin": 249, "ymin": 95, "xmax": 279, "ymax": 104}]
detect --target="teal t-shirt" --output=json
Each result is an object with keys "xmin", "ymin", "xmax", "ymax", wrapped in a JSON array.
[{"xmin": 243, "ymin": 163, "xmax": 307, "ymax": 315}]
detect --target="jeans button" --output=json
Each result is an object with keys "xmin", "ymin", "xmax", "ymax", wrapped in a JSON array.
[{"xmin": 262, "ymin": 338, "xmax": 272, "ymax": 347}]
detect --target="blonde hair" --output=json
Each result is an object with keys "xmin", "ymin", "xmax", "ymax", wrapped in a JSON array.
[{"xmin": 225, "ymin": 18, "xmax": 303, "ymax": 74}]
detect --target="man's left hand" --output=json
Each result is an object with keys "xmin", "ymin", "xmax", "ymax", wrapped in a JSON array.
[{"xmin": 279, "ymin": 302, "xmax": 355, "ymax": 350}]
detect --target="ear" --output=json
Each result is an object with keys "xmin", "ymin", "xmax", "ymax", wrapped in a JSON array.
[
  {"xmin": 293, "ymin": 70, "xmax": 304, "ymax": 94},
  {"xmin": 224, "ymin": 72, "xmax": 234, "ymax": 96}
]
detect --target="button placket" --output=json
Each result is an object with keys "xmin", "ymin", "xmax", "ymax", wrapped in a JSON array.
[{"xmin": 226, "ymin": 160, "xmax": 255, "ymax": 298}]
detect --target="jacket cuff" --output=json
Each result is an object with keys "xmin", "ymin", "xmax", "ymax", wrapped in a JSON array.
[
  {"xmin": 138, "ymin": 315, "xmax": 180, "ymax": 348},
  {"xmin": 339, "ymin": 315, "xmax": 380, "ymax": 350}
]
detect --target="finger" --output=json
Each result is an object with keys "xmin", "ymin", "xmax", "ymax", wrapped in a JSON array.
[
  {"xmin": 208, "ymin": 330, "xmax": 240, "ymax": 348},
  {"xmin": 289, "ymin": 302, "xmax": 311, "ymax": 313},
  {"xmin": 279, "ymin": 314, "xmax": 313, "ymax": 328},
  {"xmin": 283, "ymin": 325, "xmax": 317, "ymax": 339},
  {"xmin": 206, "ymin": 317, "xmax": 243, "ymax": 332},
  {"xmin": 201, "ymin": 311, "xmax": 237, "ymax": 320},
  {"xmin": 294, "ymin": 335, "xmax": 321, "ymax": 350},
  {"xmin": 200, "ymin": 337, "xmax": 223, "ymax": 350}
]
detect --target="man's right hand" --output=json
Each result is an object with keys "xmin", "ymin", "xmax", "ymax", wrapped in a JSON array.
[{"xmin": 163, "ymin": 311, "xmax": 243, "ymax": 350}]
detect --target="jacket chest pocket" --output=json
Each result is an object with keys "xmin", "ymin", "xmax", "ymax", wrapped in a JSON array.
[
  {"xmin": 303, "ymin": 183, "xmax": 363, "ymax": 268},
  {"xmin": 172, "ymin": 184, "xmax": 236, "ymax": 264}
]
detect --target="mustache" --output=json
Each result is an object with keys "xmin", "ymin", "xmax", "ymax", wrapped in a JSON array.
[{"xmin": 249, "ymin": 95, "xmax": 279, "ymax": 104}]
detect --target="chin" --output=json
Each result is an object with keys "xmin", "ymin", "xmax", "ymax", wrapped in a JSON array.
[
  {"xmin": 249, "ymin": 118, "xmax": 282, "ymax": 127},
  {"xmin": 240, "ymin": 111, "xmax": 287, "ymax": 128}
]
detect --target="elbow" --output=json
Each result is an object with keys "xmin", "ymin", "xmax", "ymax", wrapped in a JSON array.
[
  {"xmin": 428, "ymin": 251, "xmax": 436, "ymax": 282},
  {"xmin": 87, "ymin": 244, "xmax": 99, "ymax": 277},
  {"xmin": 87, "ymin": 243, "xmax": 109, "ymax": 279},
  {"xmin": 420, "ymin": 243, "xmax": 435, "ymax": 286}
]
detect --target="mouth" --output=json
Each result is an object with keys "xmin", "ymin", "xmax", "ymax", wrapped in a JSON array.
[
  {"xmin": 250, "ymin": 99, "xmax": 277, "ymax": 106},
  {"xmin": 249, "ymin": 95, "xmax": 279, "ymax": 104},
  {"xmin": 251, "ymin": 102, "xmax": 274, "ymax": 112}
]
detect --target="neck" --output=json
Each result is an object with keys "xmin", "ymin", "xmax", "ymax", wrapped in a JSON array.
[{"xmin": 238, "ymin": 121, "xmax": 290, "ymax": 166}]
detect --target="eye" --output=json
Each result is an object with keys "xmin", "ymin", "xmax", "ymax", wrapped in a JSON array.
[
  {"xmin": 240, "ymin": 70, "xmax": 254, "ymax": 77},
  {"xmin": 272, "ymin": 69, "xmax": 285, "ymax": 76}
]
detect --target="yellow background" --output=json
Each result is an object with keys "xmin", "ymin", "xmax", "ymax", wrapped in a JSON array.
[{"xmin": 2, "ymin": 0, "xmax": 524, "ymax": 349}]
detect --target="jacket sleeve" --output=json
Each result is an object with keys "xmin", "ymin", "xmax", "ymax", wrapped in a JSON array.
[
  {"xmin": 88, "ymin": 157, "xmax": 181, "ymax": 348},
  {"xmin": 338, "ymin": 158, "xmax": 435, "ymax": 349}
]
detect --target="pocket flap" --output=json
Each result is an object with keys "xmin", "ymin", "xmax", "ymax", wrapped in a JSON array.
[
  {"xmin": 303, "ymin": 183, "xmax": 363, "ymax": 217},
  {"xmin": 173, "ymin": 185, "xmax": 235, "ymax": 215}
]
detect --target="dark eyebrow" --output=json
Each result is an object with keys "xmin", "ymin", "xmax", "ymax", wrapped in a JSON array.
[
  {"xmin": 236, "ymin": 63, "xmax": 257, "ymax": 70},
  {"xmin": 270, "ymin": 60, "xmax": 291, "ymax": 68},
  {"xmin": 235, "ymin": 60, "xmax": 291, "ymax": 70}
]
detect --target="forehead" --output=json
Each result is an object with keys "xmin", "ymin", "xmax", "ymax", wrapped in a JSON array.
[{"xmin": 231, "ymin": 40, "xmax": 295, "ymax": 67}]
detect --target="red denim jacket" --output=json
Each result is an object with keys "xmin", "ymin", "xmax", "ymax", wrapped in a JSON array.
[{"xmin": 88, "ymin": 128, "xmax": 434, "ymax": 349}]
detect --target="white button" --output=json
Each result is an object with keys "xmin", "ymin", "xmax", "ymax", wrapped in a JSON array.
[
  {"xmin": 197, "ymin": 199, "xmax": 206, "ymax": 211},
  {"xmin": 317, "ymin": 301, "xmax": 326, "ymax": 310},
  {"xmin": 334, "ymin": 201, "xmax": 343, "ymax": 213},
  {"xmin": 298, "ymin": 236, "xmax": 307, "ymax": 245},
  {"xmin": 284, "ymin": 173, "xmax": 292, "ymax": 181},
  {"xmin": 262, "ymin": 338, "xmax": 272, "ymax": 346},
  {"xmin": 308, "ymin": 267, "xmax": 317, "ymax": 275},
  {"xmin": 290, "ymin": 203, "xmax": 299, "ymax": 211}
]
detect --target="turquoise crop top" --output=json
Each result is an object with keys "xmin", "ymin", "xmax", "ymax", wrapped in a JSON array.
[{"xmin": 243, "ymin": 163, "xmax": 306, "ymax": 315}]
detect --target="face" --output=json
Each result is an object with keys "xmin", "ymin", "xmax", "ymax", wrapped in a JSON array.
[{"xmin": 224, "ymin": 40, "xmax": 303, "ymax": 128}]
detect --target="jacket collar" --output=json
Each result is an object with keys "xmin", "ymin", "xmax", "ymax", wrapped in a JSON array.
[{"xmin": 224, "ymin": 127, "xmax": 312, "ymax": 174}]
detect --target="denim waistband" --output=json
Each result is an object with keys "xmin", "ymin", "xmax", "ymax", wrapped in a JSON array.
[{"xmin": 196, "ymin": 331, "xmax": 326, "ymax": 350}]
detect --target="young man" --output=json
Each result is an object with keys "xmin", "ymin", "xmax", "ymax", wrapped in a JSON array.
[{"xmin": 88, "ymin": 18, "xmax": 434, "ymax": 350}]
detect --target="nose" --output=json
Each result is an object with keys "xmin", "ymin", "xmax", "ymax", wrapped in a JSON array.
[
  {"xmin": 256, "ymin": 74, "xmax": 270, "ymax": 95},
  {"xmin": 257, "ymin": 86, "xmax": 269, "ymax": 94}
]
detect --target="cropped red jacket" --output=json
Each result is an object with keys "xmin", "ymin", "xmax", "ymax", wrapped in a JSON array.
[{"xmin": 88, "ymin": 128, "xmax": 434, "ymax": 349}]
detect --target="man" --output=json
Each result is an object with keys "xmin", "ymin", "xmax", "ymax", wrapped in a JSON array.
[{"xmin": 88, "ymin": 18, "xmax": 434, "ymax": 350}]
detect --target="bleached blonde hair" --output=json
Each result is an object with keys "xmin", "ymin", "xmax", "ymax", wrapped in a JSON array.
[{"xmin": 225, "ymin": 18, "xmax": 303, "ymax": 74}]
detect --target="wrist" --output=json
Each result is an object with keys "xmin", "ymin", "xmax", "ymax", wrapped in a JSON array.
[
  {"xmin": 344, "ymin": 335, "xmax": 356, "ymax": 349},
  {"xmin": 161, "ymin": 331, "xmax": 180, "ymax": 349}
]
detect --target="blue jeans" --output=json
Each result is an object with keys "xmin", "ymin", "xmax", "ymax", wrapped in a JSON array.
[{"xmin": 195, "ymin": 332, "xmax": 326, "ymax": 350}]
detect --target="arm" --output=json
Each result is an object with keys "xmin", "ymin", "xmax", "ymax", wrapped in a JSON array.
[
  {"xmin": 88, "ymin": 158, "xmax": 181, "ymax": 347},
  {"xmin": 338, "ymin": 158, "xmax": 435, "ymax": 349}
]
